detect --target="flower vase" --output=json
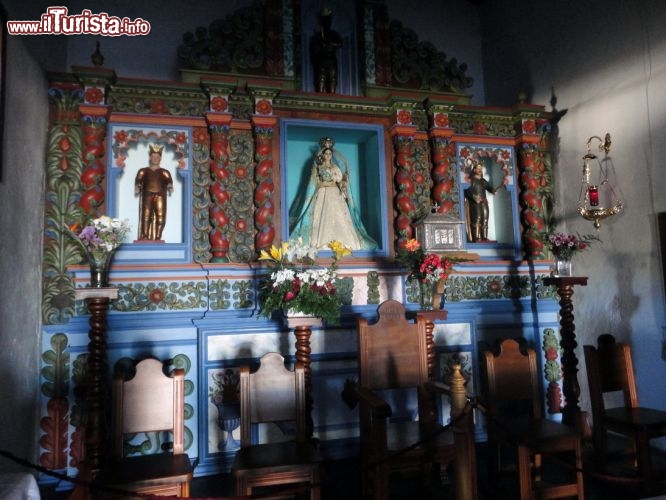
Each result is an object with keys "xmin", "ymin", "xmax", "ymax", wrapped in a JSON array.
[
  {"xmin": 215, "ymin": 401, "xmax": 241, "ymax": 450},
  {"xmin": 283, "ymin": 309, "xmax": 323, "ymax": 329},
  {"xmin": 554, "ymin": 257, "xmax": 573, "ymax": 277},
  {"xmin": 87, "ymin": 250, "xmax": 116, "ymax": 288},
  {"xmin": 419, "ymin": 281, "xmax": 436, "ymax": 311}
]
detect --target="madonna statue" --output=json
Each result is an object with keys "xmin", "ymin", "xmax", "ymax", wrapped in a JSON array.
[{"xmin": 290, "ymin": 137, "xmax": 377, "ymax": 250}]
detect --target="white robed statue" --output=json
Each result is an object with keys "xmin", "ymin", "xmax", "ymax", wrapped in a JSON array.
[{"xmin": 290, "ymin": 137, "xmax": 377, "ymax": 250}]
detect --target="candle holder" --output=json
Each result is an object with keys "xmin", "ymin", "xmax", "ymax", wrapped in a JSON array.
[{"xmin": 577, "ymin": 133, "xmax": 623, "ymax": 230}]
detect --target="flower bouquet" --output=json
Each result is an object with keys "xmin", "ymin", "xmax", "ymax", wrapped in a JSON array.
[
  {"xmin": 66, "ymin": 215, "xmax": 131, "ymax": 287},
  {"xmin": 543, "ymin": 232, "xmax": 597, "ymax": 261},
  {"xmin": 257, "ymin": 238, "xmax": 352, "ymax": 324},
  {"xmin": 396, "ymin": 238, "xmax": 457, "ymax": 285},
  {"xmin": 542, "ymin": 231, "xmax": 598, "ymax": 277},
  {"xmin": 396, "ymin": 238, "xmax": 464, "ymax": 309}
]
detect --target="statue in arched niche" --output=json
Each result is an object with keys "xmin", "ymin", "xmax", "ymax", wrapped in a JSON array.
[
  {"xmin": 290, "ymin": 137, "xmax": 377, "ymax": 250},
  {"xmin": 464, "ymin": 158, "xmax": 503, "ymax": 242},
  {"xmin": 134, "ymin": 143, "xmax": 173, "ymax": 241}
]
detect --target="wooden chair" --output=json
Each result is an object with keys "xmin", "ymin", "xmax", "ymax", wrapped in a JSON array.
[
  {"xmin": 584, "ymin": 333, "xmax": 666, "ymax": 485},
  {"xmin": 355, "ymin": 300, "xmax": 471, "ymax": 500},
  {"xmin": 231, "ymin": 352, "xmax": 322, "ymax": 500},
  {"xmin": 480, "ymin": 338, "xmax": 584, "ymax": 500},
  {"xmin": 94, "ymin": 357, "xmax": 194, "ymax": 498}
]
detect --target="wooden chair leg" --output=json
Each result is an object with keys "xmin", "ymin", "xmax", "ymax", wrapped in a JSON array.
[
  {"xmin": 311, "ymin": 469, "xmax": 321, "ymax": 500},
  {"xmin": 517, "ymin": 445, "xmax": 532, "ymax": 500},
  {"xmin": 374, "ymin": 464, "xmax": 388, "ymax": 500},
  {"xmin": 635, "ymin": 431, "xmax": 654, "ymax": 494},
  {"xmin": 234, "ymin": 475, "xmax": 248, "ymax": 498},
  {"xmin": 575, "ymin": 442, "xmax": 584, "ymax": 500},
  {"xmin": 533, "ymin": 452, "xmax": 542, "ymax": 482},
  {"xmin": 593, "ymin": 427, "xmax": 608, "ymax": 469},
  {"xmin": 487, "ymin": 439, "xmax": 500, "ymax": 484}
]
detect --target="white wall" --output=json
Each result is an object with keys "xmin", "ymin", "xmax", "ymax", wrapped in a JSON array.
[
  {"xmin": 0, "ymin": 35, "xmax": 48, "ymax": 471},
  {"xmin": 482, "ymin": 0, "xmax": 666, "ymax": 433}
]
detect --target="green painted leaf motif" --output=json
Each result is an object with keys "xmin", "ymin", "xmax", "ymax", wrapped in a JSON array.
[
  {"xmin": 172, "ymin": 354, "xmax": 191, "ymax": 375},
  {"xmin": 40, "ymin": 333, "xmax": 70, "ymax": 398}
]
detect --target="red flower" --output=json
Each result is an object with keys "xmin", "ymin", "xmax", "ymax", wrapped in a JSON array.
[
  {"xmin": 404, "ymin": 238, "xmax": 420, "ymax": 252},
  {"xmin": 84, "ymin": 87, "xmax": 104, "ymax": 104},
  {"xmin": 175, "ymin": 133, "xmax": 187, "ymax": 144},
  {"xmin": 545, "ymin": 347, "xmax": 559, "ymax": 361},
  {"xmin": 211, "ymin": 96, "xmax": 228, "ymax": 112}
]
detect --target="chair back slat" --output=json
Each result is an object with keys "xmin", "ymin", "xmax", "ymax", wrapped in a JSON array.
[
  {"xmin": 592, "ymin": 333, "xmax": 639, "ymax": 408},
  {"xmin": 112, "ymin": 358, "xmax": 185, "ymax": 459},
  {"xmin": 482, "ymin": 338, "xmax": 542, "ymax": 419},
  {"xmin": 358, "ymin": 300, "xmax": 428, "ymax": 391},
  {"xmin": 239, "ymin": 352, "xmax": 306, "ymax": 448}
]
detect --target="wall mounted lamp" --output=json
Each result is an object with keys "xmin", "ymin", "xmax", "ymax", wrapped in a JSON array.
[{"xmin": 577, "ymin": 133, "xmax": 623, "ymax": 230}]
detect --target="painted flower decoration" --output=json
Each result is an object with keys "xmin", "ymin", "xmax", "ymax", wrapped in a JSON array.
[
  {"xmin": 210, "ymin": 95, "xmax": 229, "ymax": 112},
  {"xmin": 523, "ymin": 119, "xmax": 537, "ymax": 134},
  {"xmin": 473, "ymin": 122, "xmax": 487, "ymax": 135},
  {"xmin": 84, "ymin": 87, "xmax": 104, "ymax": 104},
  {"xmin": 210, "ymin": 368, "xmax": 239, "ymax": 405},
  {"xmin": 114, "ymin": 129, "xmax": 128, "ymax": 144},
  {"xmin": 397, "ymin": 109, "xmax": 412, "ymax": 125},
  {"xmin": 192, "ymin": 127, "xmax": 209, "ymax": 145},
  {"xmin": 255, "ymin": 99, "xmax": 273, "ymax": 115},
  {"xmin": 434, "ymin": 113, "xmax": 449, "ymax": 128},
  {"xmin": 150, "ymin": 100, "xmax": 167, "ymax": 114},
  {"xmin": 257, "ymin": 238, "xmax": 352, "ymax": 324}
]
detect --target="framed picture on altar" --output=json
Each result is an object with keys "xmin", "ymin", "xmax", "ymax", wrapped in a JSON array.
[{"xmin": 280, "ymin": 119, "xmax": 389, "ymax": 257}]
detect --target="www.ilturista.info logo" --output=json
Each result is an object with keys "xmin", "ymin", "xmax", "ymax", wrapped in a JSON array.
[{"xmin": 6, "ymin": 7, "xmax": 151, "ymax": 36}]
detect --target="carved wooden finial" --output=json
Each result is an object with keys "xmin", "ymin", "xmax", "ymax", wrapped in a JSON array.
[{"xmin": 91, "ymin": 41, "xmax": 104, "ymax": 67}]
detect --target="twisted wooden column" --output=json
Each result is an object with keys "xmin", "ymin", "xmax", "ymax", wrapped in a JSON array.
[
  {"xmin": 415, "ymin": 310, "xmax": 447, "ymax": 379},
  {"xmin": 75, "ymin": 287, "xmax": 118, "ymax": 476},
  {"xmin": 285, "ymin": 316, "xmax": 322, "ymax": 439},
  {"xmin": 517, "ymin": 145, "xmax": 552, "ymax": 259},
  {"xmin": 543, "ymin": 276, "xmax": 587, "ymax": 428},
  {"xmin": 206, "ymin": 114, "xmax": 233, "ymax": 262},
  {"xmin": 78, "ymin": 105, "xmax": 110, "ymax": 215},
  {"xmin": 429, "ymin": 132, "xmax": 458, "ymax": 215},
  {"xmin": 251, "ymin": 116, "xmax": 277, "ymax": 254},
  {"xmin": 392, "ymin": 132, "xmax": 417, "ymax": 248}
]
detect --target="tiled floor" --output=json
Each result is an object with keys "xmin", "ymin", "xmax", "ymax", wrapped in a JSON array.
[{"xmin": 39, "ymin": 440, "xmax": 666, "ymax": 499}]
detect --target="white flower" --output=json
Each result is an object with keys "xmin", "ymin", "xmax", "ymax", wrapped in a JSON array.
[{"xmin": 273, "ymin": 268, "xmax": 295, "ymax": 285}]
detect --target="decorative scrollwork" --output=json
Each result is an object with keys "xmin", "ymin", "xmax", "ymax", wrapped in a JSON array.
[
  {"xmin": 389, "ymin": 20, "xmax": 473, "ymax": 93},
  {"xmin": 177, "ymin": 3, "xmax": 265, "ymax": 72}
]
